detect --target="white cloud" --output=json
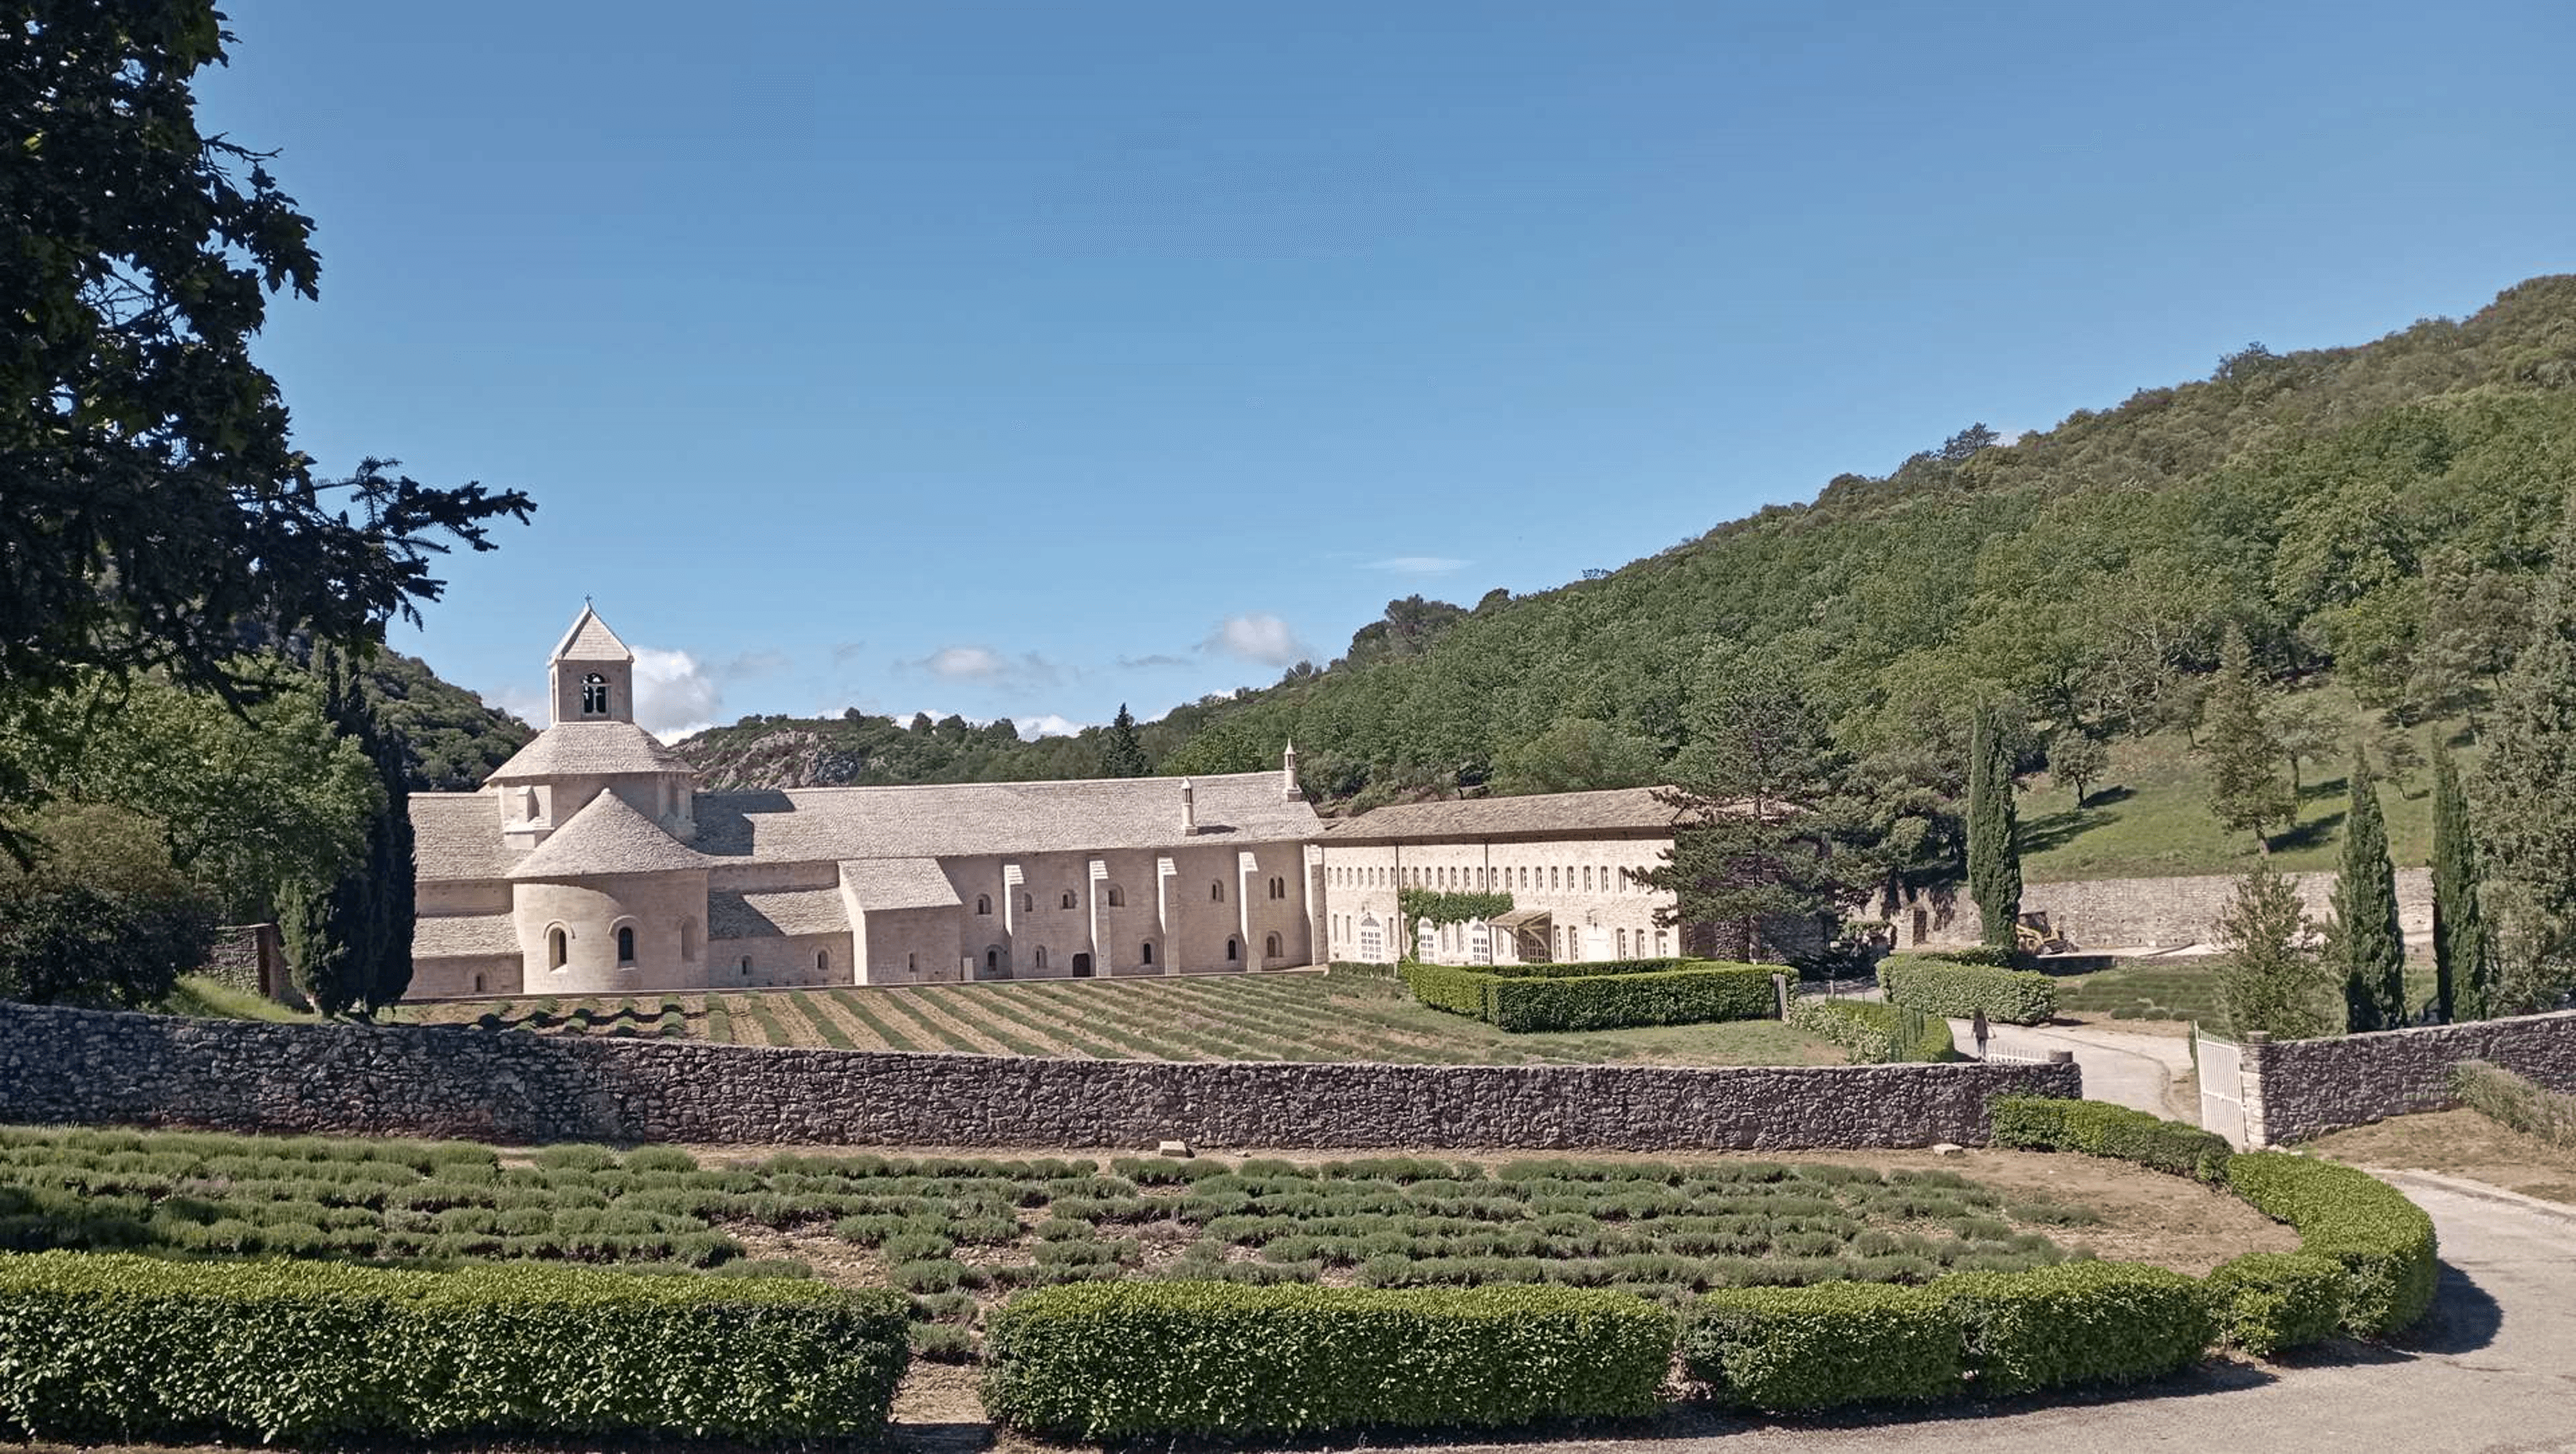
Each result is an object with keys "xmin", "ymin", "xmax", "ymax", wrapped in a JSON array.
[
  {"xmin": 1366, "ymin": 555, "xmax": 1469, "ymax": 574},
  {"xmin": 1205, "ymin": 613, "xmax": 1314, "ymax": 667},
  {"xmin": 926, "ymin": 645, "xmax": 1005, "ymax": 678},
  {"xmin": 632, "ymin": 646, "xmax": 723, "ymax": 738},
  {"xmin": 484, "ymin": 684, "xmax": 550, "ymax": 727},
  {"xmin": 1018, "ymin": 713, "xmax": 1088, "ymax": 740}
]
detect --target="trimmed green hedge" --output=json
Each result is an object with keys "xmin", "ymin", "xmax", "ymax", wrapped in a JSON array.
[
  {"xmin": 1485, "ymin": 965, "xmax": 1777, "ymax": 1032},
  {"xmin": 1989, "ymin": 1096, "xmax": 2233, "ymax": 1183},
  {"xmin": 1400, "ymin": 962, "xmax": 1493, "ymax": 1017},
  {"xmin": 2206, "ymin": 1252, "xmax": 2347, "ymax": 1356},
  {"xmin": 1683, "ymin": 1282, "xmax": 1963, "ymax": 1410},
  {"xmin": 1786, "ymin": 997, "xmax": 1955, "ymax": 1063},
  {"xmin": 1879, "ymin": 956, "xmax": 2058, "ymax": 1025},
  {"xmin": 2225, "ymin": 1153, "xmax": 2439, "ymax": 1338},
  {"xmin": 1480, "ymin": 956, "xmax": 1703, "ymax": 979},
  {"xmin": 1941, "ymin": 1260, "xmax": 2213, "ymax": 1395},
  {"xmin": 0, "ymin": 1252, "xmax": 911, "ymax": 1443},
  {"xmin": 1913, "ymin": 945, "xmax": 2024, "ymax": 968},
  {"xmin": 980, "ymin": 1282, "xmax": 1674, "ymax": 1439}
]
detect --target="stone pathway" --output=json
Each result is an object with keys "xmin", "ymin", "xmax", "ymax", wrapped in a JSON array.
[{"xmin": 1951, "ymin": 1016, "xmax": 2197, "ymax": 1120}]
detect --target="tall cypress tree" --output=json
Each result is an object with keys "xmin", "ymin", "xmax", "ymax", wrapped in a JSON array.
[
  {"xmin": 2333, "ymin": 750, "xmax": 2405, "ymax": 1031},
  {"xmin": 2475, "ymin": 506, "xmax": 2576, "ymax": 1015},
  {"xmin": 1101, "ymin": 705, "xmax": 1150, "ymax": 778},
  {"xmin": 2204, "ymin": 627, "xmax": 2296, "ymax": 853},
  {"xmin": 2432, "ymin": 745, "xmax": 2485, "ymax": 1022},
  {"xmin": 1967, "ymin": 705, "xmax": 2023, "ymax": 951},
  {"xmin": 279, "ymin": 645, "xmax": 415, "ymax": 1018}
]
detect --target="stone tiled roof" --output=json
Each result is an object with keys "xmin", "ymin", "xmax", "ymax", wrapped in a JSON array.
[
  {"xmin": 709, "ymin": 886, "xmax": 850, "ymax": 939},
  {"xmin": 507, "ymin": 792, "xmax": 711, "ymax": 880},
  {"xmin": 485, "ymin": 721, "xmax": 692, "ymax": 784},
  {"xmin": 410, "ymin": 795, "xmax": 518, "ymax": 882},
  {"xmin": 552, "ymin": 604, "xmax": 632, "ymax": 662},
  {"xmin": 840, "ymin": 858, "xmax": 962, "ymax": 911},
  {"xmin": 1322, "ymin": 786, "xmax": 1685, "ymax": 843},
  {"xmin": 692, "ymin": 770, "xmax": 1321, "ymax": 862},
  {"xmin": 411, "ymin": 913, "xmax": 518, "ymax": 958}
]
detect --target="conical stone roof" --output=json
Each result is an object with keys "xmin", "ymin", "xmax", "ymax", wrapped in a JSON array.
[{"xmin": 508, "ymin": 790, "xmax": 710, "ymax": 880}]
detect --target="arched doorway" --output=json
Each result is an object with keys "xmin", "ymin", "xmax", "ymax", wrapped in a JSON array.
[{"xmin": 1072, "ymin": 953, "xmax": 1093, "ymax": 979}]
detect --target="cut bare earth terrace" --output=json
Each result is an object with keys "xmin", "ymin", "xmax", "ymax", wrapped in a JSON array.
[{"xmin": 401, "ymin": 967, "xmax": 1843, "ymax": 1066}]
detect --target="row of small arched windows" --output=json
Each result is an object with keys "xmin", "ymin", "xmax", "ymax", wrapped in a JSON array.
[
  {"xmin": 974, "ymin": 885, "xmax": 1134, "ymax": 915},
  {"xmin": 1329, "ymin": 862, "xmax": 1652, "ymax": 894},
  {"xmin": 546, "ymin": 919, "xmax": 699, "ymax": 972}
]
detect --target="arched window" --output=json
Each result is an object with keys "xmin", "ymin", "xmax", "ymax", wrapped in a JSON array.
[
  {"xmin": 615, "ymin": 926, "xmax": 636, "ymax": 964},
  {"xmin": 976, "ymin": 894, "xmax": 991, "ymax": 915},
  {"xmin": 1020, "ymin": 891, "xmax": 1034, "ymax": 913},
  {"xmin": 680, "ymin": 918, "xmax": 700, "ymax": 962},
  {"xmin": 987, "ymin": 948, "xmax": 1001, "ymax": 972},
  {"xmin": 1268, "ymin": 875, "xmax": 1285, "ymax": 900},
  {"xmin": 581, "ymin": 672, "xmax": 609, "ymax": 716},
  {"xmin": 1034, "ymin": 946, "xmax": 1048, "ymax": 970},
  {"xmin": 817, "ymin": 948, "xmax": 829, "ymax": 973},
  {"xmin": 1061, "ymin": 890, "xmax": 1077, "ymax": 909},
  {"xmin": 1617, "ymin": 928, "xmax": 1628, "ymax": 956},
  {"xmin": 739, "ymin": 955, "xmax": 753, "ymax": 977},
  {"xmin": 1265, "ymin": 931, "xmax": 1282, "ymax": 958},
  {"xmin": 1226, "ymin": 937, "xmax": 1239, "ymax": 962},
  {"xmin": 1358, "ymin": 915, "xmax": 1383, "ymax": 960},
  {"xmin": 471, "ymin": 972, "xmax": 485, "ymax": 993},
  {"xmin": 1582, "ymin": 866, "xmax": 1593, "ymax": 892},
  {"xmin": 1140, "ymin": 941, "xmax": 1155, "ymax": 965},
  {"xmin": 1210, "ymin": 881, "xmax": 1225, "ymax": 903},
  {"xmin": 548, "ymin": 926, "xmax": 568, "ymax": 970},
  {"xmin": 1105, "ymin": 884, "xmax": 1125, "ymax": 908},
  {"xmin": 1655, "ymin": 930, "xmax": 1669, "ymax": 957}
]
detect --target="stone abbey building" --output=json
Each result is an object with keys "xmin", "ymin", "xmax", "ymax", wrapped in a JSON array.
[{"xmin": 409, "ymin": 608, "xmax": 1326, "ymax": 997}]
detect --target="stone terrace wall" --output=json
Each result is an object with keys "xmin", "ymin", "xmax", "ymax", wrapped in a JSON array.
[
  {"xmin": 199, "ymin": 923, "xmax": 286, "ymax": 998},
  {"xmin": 1902, "ymin": 869, "xmax": 2433, "ymax": 952},
  {"xmin": 2244, "ymin": 1009, "xmax": 2576, "ymax": 1146},
  {"xmin": 0, "ymin": 1002, "xmax": 2078, "ymax": 1152}
]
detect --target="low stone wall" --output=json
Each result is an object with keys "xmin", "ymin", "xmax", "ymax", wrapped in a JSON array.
[
  {"xmin": 199, "ymin": 923, "xmax": 286, "ymax": 999},
  {"xmin": 2243, "ymin": 1009, "xmax": 2576, "ymax": 1146},
  {"xmin": 0, "ymin": 1002, "xmax": 2079, "ymax": 1151},
  {"xmin": 1892, "ymin": 869, "xmax": 2433, "ymax": 953}
]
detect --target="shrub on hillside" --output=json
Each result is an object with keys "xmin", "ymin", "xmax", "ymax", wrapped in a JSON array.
[
  {"xmin": 1682, "ymin": 1282, "xmax": 1964, "ymax": 1410},
  {"xmin": 2450, "ymin": 1060, "xmax": 2576, "ymax": 1150},
  {"xmin": 1786, "ymin": 998, "xmax": 1955, "ymax": 1063},
  {"xmin": 0, "ymin": 1252, "xmax": 910, "ymax": 1442},
  {"xmin": 1988, "ymin": 1097, "xmax": 2233, "ymax": 1183},
  {"xmin": 980, "ymin": 1282, "xmax": 1674, "ymax": 1439},
  {"xmin": 2224, "ymin": 1152, "xmax": 2438, "ymax": 1338},
  {"xmin": 1878, "ymin": 956, "xmax": 2057, "ymax": 1025}
]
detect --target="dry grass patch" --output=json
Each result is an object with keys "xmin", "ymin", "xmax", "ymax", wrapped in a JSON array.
[{"xmin": 2306, "ymin": 1107, "xmax": 2576, "ymax": 1206}]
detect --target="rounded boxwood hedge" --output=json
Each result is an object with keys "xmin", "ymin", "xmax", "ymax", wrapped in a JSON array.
[
  {"xmin": 1878, "ymin": 955, "xmax": 2058, "ymax": 1025},
  {"xmin": 0, "ymin": 1252, "xmax": 912, "ymax": 1443}
]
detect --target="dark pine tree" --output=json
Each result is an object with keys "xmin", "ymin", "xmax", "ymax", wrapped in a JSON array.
[
  {"xmin": 2334, "ymin": 750, "xmax": 2406, "ymax": 1031},
  {"xmin": 2432, "ymin": 745, "xmax": 2486, "ymax": 1022},
  {"xmin": 1968, "ymin": 705, "xmax": 2023, "ymax": 951},
  {"xmin": 1101, "ymin": 705, "xmax": 1151, "ymax": 778},
  {"xmin": 280, "ymin": 645, "xmax": 416, "ymax": 1016}
]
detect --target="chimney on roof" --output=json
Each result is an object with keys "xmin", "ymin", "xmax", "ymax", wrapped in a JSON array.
[
  {"xmin": 1283, "ymin": 739, "xmax": 1300, "ymax": 800},
  {"xmin": 1180, "ymin": 777, "xmax": 1197, "ymax": 836}
]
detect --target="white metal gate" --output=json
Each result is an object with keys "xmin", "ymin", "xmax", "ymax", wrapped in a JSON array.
[{"xmin": 2195, "ymin": 1028, "xmax": 2246, "ymax": 1148}]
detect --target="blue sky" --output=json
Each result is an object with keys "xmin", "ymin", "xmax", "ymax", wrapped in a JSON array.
[{"xmin": 197, "ymin": 2, "xmax": 2575, "ymax": 738}]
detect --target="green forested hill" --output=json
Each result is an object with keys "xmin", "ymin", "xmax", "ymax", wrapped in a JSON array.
[{"xmin": 684, "ymin": 277, "xmax": 2576, "ymax": 876}]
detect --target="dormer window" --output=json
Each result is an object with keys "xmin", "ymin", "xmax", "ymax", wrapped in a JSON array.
[{"xmin": 581, "ymin": 673, "xmax": 609, "ymax": 716}]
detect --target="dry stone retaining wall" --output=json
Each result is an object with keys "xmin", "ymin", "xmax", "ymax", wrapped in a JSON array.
[
  {"xmin": 2242, "ymin": 1008, "xmax": 2576, "ymax": 1146},
  {"xmin": 1897, "ymin": 868, "xmax": 2433, "ymax": 952},
  {"xmin": 0, "ymin": 1002, "xmax": 2077, "ymax": 1151}
]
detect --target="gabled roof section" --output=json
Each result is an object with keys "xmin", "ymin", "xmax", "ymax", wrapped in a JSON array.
[
  {"xmin": 691, "ymin": 770, "xmax": 1324, "ymax": 862},
  {"xmin": 411, "ymin": 794, "xmax": 518, "ymax": 882},
  {"xmin": 552, "ymin": 603, "xmax": 633, "ymax": 663},
  {"xmin": 1321, "ymin": 786, "xmax": 1685, "ymax": 844},
  {"xmin": 486, "ymin": 720, "xmax": 692, "ymax": 784},
  {"xmin": 840, "ymin": 858, "xmax": 963, "ymax": 911},
  {"xmin": 709, "ymin": 886, "xmax": 851, "ymax": 939},
  {"xmin": 507, "ymin": 791, "xmax": 710, "ymax": 880}
]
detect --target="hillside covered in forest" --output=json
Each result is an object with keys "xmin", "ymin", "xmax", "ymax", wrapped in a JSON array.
[{"xmin": 679, "ymin": 276, "xmax": 2576, "ymax": 871}]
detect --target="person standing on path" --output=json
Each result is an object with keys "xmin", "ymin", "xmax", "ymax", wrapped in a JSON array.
[{"xmin": 1971, "ymin": 1008, "xmax": 1991, "ymax": 1060}]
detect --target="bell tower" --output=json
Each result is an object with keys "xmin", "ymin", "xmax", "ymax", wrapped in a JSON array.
[{"xmin": 547, "ymin": 602, "xmax": 635, "ymax": 727}]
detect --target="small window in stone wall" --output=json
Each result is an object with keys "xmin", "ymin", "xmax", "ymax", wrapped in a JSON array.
[
  {"xmin": 1210, "ymin": 881, "xmax": 1225, "ymax": 903},
  {"xmin": 581, "ymin": 672, "xmax": 609, "ymax": 716},
  {"xmin": 817, "ymin": 949, "xmax": 829, "ymax": 973},
  {"xmin": 1226, "ymin": 937, "xmax": 1239, "ymax": 962},
  {"xmin": 739, "ymin": 955, "xmax": 752, "ymax": 977},
  {"xmin": 1265, "ymin": 931, "xmax": 1281, "ymax": 958},
  {"xmin": 1034, "ymin": 946, "xmax": 1048, "ymax": 970},
  {"xmin": 616, "ymin": 926, "xmax": 635, "ymax": 964},
  {"xmin": 1061, "ymin": 890, "xmax": 1077, "ymax": 909},
  {"xmin": 977, "ymin": 894, "xmax": 991, "ymax": 915},
  {"xmin": 1141, "ymin": 941, "xmax": 1155, "ymax": 965},
  {"xmin": 548, "ymin": 926, "xmax": 568, "ymax": 970},
  {"xmin": 1105, "ymin": 884, "xmax": 1125, "ymax": 908},
  {"xmin": 1020, "ymin": 891, "xmax": 1034, "ymax": 913}
]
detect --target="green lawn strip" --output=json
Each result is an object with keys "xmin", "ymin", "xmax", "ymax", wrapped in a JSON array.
[
  {"xmin": 787, "ymin": 992, "xmax": 856, "ymax": 1049},
  {"xmin": 867, "ymin": 990, "xmax": 989, "ymax": 1054},
  {"xmin": 903, "ymin": 988, "xmax": 1062, "ymax": 1058},
  {"xmin": 1194, "ymin": 978, "xmax": 1535, "ymax": 1064},
  {"xmin": 762, "ymin": 992, "xmax": 830, "ymax": 1047},
  {"xmin": 1219, "ymin": 977, "xmax": 1802, "ymax": 1068},
  {"xmin": 991, "ymin": 984, "xmax": 1245, "ymax": 1061},
  {"xmin": 731, "ymin": 994, "xmax": 794, "ymax": 1046},
  {"xmin": 1147, "ymin": 979, "xmax": 1454, "ymax": 1062},
  {"xmin": 940, "ymin": 987, "xmax": 1148, "ymax": 1060},
  {"xmin": 1024, "ymin": 981, "xmax": 1312, "ymax": 1061},
  {"xmin": 696, "ymin": 995, "xmax": 732, "ymax": 1043},
  {"xmin": 827, "ymin": 990, "xmax": 924, "ymax": 1052}
]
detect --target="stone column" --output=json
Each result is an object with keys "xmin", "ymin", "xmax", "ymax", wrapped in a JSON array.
[{"xmin": 2240, "ymin": 1031, "xmax": 2272, "ymax": 1149}]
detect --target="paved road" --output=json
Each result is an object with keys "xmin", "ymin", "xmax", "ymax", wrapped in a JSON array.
[
  {"xmin": 1425, "ymin": 1173, "xmax": 2576, "ymax": 1454},
  {"xmin": 1952, "ymin": 1016, "xmax": 2197, "ymax": 1119}
]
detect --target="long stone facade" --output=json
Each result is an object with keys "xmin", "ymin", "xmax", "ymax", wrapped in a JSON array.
[
  {"xmin": 0, "ymin": 1002, "xmax": 2080, "ymax": 1151},
  {"xmin": 2233, "ymin": 1009, "xmax": 2576, "ymax": 1146},
  {"xmin": 1888, "ymin": 868, "xmax": 2435, "ymax": 953}
]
